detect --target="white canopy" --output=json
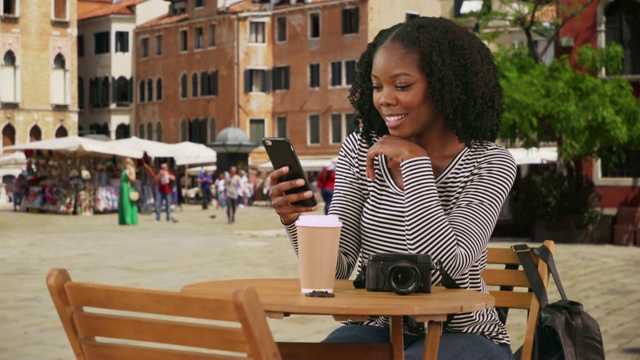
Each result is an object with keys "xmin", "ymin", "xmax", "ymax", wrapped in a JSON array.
[
  {"xmin": 187, "ymin": 165, "xmax": 217, "ymax": 176},
  {"xmin": 509, "ymin": 147, "xmax": 557, "ymax": 165},
  {"xmin": 4, "ymin": 136, "xmax": 143, "ymax": 159},
  {"xmin": 172, "ymin": 142, "xmax": 217, "ymax": 166},
  {"xmin": 111, "ymin": 136, "xmax": 176, "ymax": 158},
  {"xmin": 258, "ymin": 157, "xmax": 334, "ymax": 172},
  {"xmin": 0, "ymin": 151, "xmax": 26, "ymax": 167}
]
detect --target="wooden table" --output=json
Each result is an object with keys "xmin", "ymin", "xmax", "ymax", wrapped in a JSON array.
[{"xmin": 181, "ymin": 278, "xmax": 495, "ymax": 360}]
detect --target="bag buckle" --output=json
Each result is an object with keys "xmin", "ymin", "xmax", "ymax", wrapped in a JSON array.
[{"xmin": 511, "ymin": 244, "xmax": 531, "ymax": 253}]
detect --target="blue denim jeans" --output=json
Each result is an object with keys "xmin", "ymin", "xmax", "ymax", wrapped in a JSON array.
[
  {"xmin": 322, "ymin": 325, "xmax": 512, "ymax": 360},
  {"xmin": 156, "ymin": 192, "xmax": 172, "ymax": 221}
]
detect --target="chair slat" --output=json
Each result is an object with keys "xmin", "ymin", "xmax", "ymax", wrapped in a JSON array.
[
  {"xmin": 73, "ymin": 312, "xmax": 249, "ymax": 353},
  {"xmin": 487, "ymin": 247, "xmax": 539, "ymax": 265},
  {"xmin": 65, "ymin": 282, "xmax": 238, "ymax": 322},
  {"xmin": 80, "ymin": 340, "xmax": 241, "ymax": 360},
  {"xmin": 489, "ymin": 291, "xmax": 534, "ymax": 309},
  {"xmin": 482, "ymin": 269, "xmax": 531, "ymax": 287}
]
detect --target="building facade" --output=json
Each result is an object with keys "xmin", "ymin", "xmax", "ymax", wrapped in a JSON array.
[
  {"xmin": 1, "ymin": 0, "xmax": 79, "ymax": 152},
  {"xmin": 134, "ymin": 0, "xmax": 450, "ymax": 170},
  {"xmin": 77, "ymin": 0, "xmax": 166, "ymax": 139}
]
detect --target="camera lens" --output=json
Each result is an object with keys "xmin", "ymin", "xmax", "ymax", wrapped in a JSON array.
[{"xmin": 389, "ymin": 261, "xmax": 420, "ymax": 295}]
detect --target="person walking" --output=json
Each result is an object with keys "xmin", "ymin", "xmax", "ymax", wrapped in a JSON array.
[
  {"xmin": 225, "ymin": 166, "xmax": 241, "ymax": 224},
  {"xmin": 316, "ymin": 162, "xmax": 336, "ymax": 215},
  {"xmin": 197, "ymin": 169, "xmax": 213, "ymax": 210},
  {"xmin": 12, "ymin": 173, "xmax": 25, "ymax": 212},
  {"xmin": 155, "ymin": 162, "xmax": 175, "ymax": 222},
  {"xmin": 118, "ymin": 158, "xmax": 139, "ymax": 225}
]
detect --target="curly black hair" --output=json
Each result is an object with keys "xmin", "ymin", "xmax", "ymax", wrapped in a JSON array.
[{"xmin": 349, "ymin": 17, "xmax": 503, "ymax": 147}]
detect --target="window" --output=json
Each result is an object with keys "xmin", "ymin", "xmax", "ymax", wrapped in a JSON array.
[
  {"xmin": 194, "ymin": 0, "xmax": 205, "ymax": 8},
  {"xmin": 78, "ymin": 35, "xmax": 84, "ymax": 57},
  {"xmin": 180, "ymin": 74, "xmax": 187, "ymax": 98},
  {"xmin": 249, "ymin": 119, "xmax": 265, "ymax": 145},
  {"xmin": 0, "ymin": 50, "xmax": 18, "ymax": 103},
  {"xmin": 192, "ymin": 73, "xmax": 198, "ymax": 97},
  {"xmin": 244, "ymin": 69, "xmax": 270, "ymax": 93},
  {"xmin": 605, "ymin": 0, "xmax": 640, "ymax": 75},
  {"xmin": 309, "ymin": 63, "xmax": 320, "ymax": 88},
  {"xmin": 1, "ymin": 0, "xmax": 18, "ymax": 17},
  {"xmin": 209, "ymin": 118, "xmax": 216, "ymax": 143},
  {"xmin": 601, "ymin": 150, "xmax": 640, "ymax": 177},
  {"xmin": 115, "ymin": 31, "xmax": 129, "ymax": 53},
  {"xmin": 179, "ymin": 29, "xmax": 188, "ymax": 51},
  {"xmin": 249, "ymin": 21, "xmax": 266, "ymax": 43},
  {"xmin": 114, "ymin": 76, "xmax": 129, "ymax": 104},
  {"xmin": 345, "ymin": 60, "xmax": 356, "ymax": 85},
  {"xmin": 51, "ymin": 54, "xmax": 68, "ymax": 105},
  {"xmin": 342, "ymin": 7, "xmax": 359, "ymax": 34},
  {"xmin": 180, "ymin": 119, "xmax": 188, "ymax": 141},
  {"xmin": 139, "ymin": 124, "xmax": 145, "ymax": 139},
  {"xmin": 78, "ymin": 77, "xmax": 84, "ymax": 109},
  {"xmin": 94, "ymin": 32, "xmax": 109, "ymax": 54},
  {"xmin": 115, "ymin": 124, "xmax": 129, "ymax": 139},
  {"xmin": 139, "ymin": 80, "xmax": 145, "ymax": 102},
  {"xmin": 189, "ymin": 118, "xmax": 207, "ymax": 144},
  {"xmin": 147, "ymin": 79, "xmax": 153, "ymax": 102},
  {"xmin": 331, "ymin": 114, "xmax": 343, "ymax": 144},
  {"xmin": 55, "ymin": 126, "xmax": 68, "ymax": 138},
  {"xmin": 308, "ymin": 114, "xmax": 320, "ymax": 144},
  {"xmin": 330, "ymin": 61, "xmax": 342, "ymax": 87},
  {"xmin": 147, "ymin": 123, "xmax": 153, "ymax": 140},
  {"xmin": 30, "ymin": 125, "xmax": 42, "ymax": 142},
  {"xmin": 211, "ymin": 70, "xmax": 218, "ymax": 95},
  {"xmin": 194, "ymin": 27, "xmax": 204, "ymax": 49},
  {"xmin": 276, "ymin": 16, "xmax": 287, "ymax": 42},
  {"xmin": 156, "ymin": 122, "xmax": 163, "ymax": 142},
  {"xmin": 273, "ymin": 66, "xmax": 290, "ymax": 90},
  {"xmin": 53, "ymin": 0, "xmax": 67, "ymax": 21},
  {"xmin": 200, "ymin": 71, "xmax": 217, "ymax": 96},
  {"xmin": 309, "ymin": 12, "xmax": 320, "ymax": 39},
  {"xmin": 155, "ymin": 34, "xmax": 163, "ymax": 56},
  {"xmin": 101, "ymin": 76, "xmax": 109, "ymax": 107},
  {"xmin": 276, "ymin": 116, "xmax": 287, "ymax": 137},
  {"xmin": 208, "ymin": 24, "xmax": 216, "ymax": 47},
  {"xmin": 156, "ymin": 78, "xmax": 163, "ymax": 101},
  {"xmin": 346, "ymin": 113, "xmax": 357, "ymax": 135},
  {"xmin": 2, "ymin": 124, "xmax": 15, "ymax": 148},
  {"xmin": 140, "ymin": 37, "xmax": 149, "ymax": 58}
]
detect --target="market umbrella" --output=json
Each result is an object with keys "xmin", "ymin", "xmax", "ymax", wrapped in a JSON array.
[
  {"xmin": 111, "ymin": 136, "xmax": 175, "ymax": 158},
  {"xmin": 172, "ymin": 142, "xmax": 217, "ymax": 166},
  {"xmin": 0, "ymin": 151, "xmax": 27, "ymax": 167},
  {"xmin": 5, "ymin": 136, "xmax": 143, "ymax": 159}
]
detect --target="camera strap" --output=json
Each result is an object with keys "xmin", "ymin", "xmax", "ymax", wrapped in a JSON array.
[{"xmin": 352, "ymin": 264, "xmax": 367, "ymax": 289}]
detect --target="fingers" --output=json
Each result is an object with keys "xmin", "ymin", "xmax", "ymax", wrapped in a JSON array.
[{"xmin": 366, "ymin": 144, "xmax": 379, "ymax": 181}]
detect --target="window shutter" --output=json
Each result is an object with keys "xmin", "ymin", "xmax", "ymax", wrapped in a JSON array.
[
  {"xmin": 128, "ymin": 77, "xmax": 133, "ymax": 102},
  {"xmin": 244, "ymin": 69, "xmax": 251, "ymax": 93},
  {"xmin": 285, "ymin": 66, "xmax": 290, "ymax": 89},
  {"xmin": 264, "ymin": 70, "xmax": 271, "ymax": 93},
  {"xmin": 354, "ymin": 8, "xmax": 359, "ymax": 34},
  {"xmin": 112, "ymin": 77, "xmax": 117, "ymax": 103},
  {"xmin": 124, "ymin": 32, "xmax": 129, "ymax": 52},
  {"xmin": 97, "ymin": 77, "xmax": 103, "ymax": 107},
  {"xmin": 342, "ymin": 9, "xmax": 347, "ymax": 34},
  {"xmin": 212, "ymin": 71, "xmax": 218, "ymax": 96}
]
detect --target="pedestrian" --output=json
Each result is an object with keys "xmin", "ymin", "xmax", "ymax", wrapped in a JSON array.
[
  {"xmin": 316, "ymin": 162, "xmax": 336, "ymax": 215},
  {"xmin": 197, "ymin": 169, "xmax": 213, "ymax": 209},
  {"xmin": 118, "ymin": 158, "xmax": 138, "ymax": 225},
  {"xmin": 268, "ymin": 17, "xmax": 516, "ymax": 360},
  {"xmin": 215, "ymin": 172, "xmax": 226, "ymax": 209},
  {"xmin": 225, "ymin": 166, "xmax": 241, "ymax": 224},
  {"xmin": 12, "ymin": 173, "xmax": 25, "ymax": 212},
  {"xmin": 155, "ymin": 162, "xmax": 175, "ymax": 222}
]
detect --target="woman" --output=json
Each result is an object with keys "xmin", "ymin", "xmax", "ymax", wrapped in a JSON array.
[
  {"xmin": 269, "ymin": 17, "xmax": 516, "ymax": 359},
  {"xmin": 118, "ymin": 157, "xmax": 138, "ymax": 225}
]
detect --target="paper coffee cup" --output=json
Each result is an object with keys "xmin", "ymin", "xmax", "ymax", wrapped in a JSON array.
[{"xmin": 296, "ymin": 215, "xmax": 342, "ymax": 293}]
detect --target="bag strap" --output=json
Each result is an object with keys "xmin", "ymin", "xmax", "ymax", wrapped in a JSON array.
[
  {"xmin": 532, "ymin": 245, "xmax": 568, "ymax": 301},
  {"xmin": 511, "ymin": 244, "xmax": 568, "ymax": 308}
]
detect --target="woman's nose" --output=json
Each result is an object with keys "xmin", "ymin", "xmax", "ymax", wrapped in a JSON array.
[{"xmin": 378, "ymin": 90, "xmax": 395, "ymax": 107}]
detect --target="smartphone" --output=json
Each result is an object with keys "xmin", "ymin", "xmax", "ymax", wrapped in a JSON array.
[{"xmin": 262, "ymin": 137, "xmax": 317, "ymax": 207}]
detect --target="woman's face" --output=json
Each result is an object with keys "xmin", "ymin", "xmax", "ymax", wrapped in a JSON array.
[{"xmin": 371, "ymin": 42, "xmax": 440, "ymax": 143}]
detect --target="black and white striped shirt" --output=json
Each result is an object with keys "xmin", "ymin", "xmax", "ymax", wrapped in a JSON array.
[{"xmin": 285, "ymin": 132, "xmax": 517, "ymax": 345}]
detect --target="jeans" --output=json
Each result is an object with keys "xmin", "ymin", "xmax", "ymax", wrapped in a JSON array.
[
  {"xmin": 12, "ymin": 191, "xmax": 22, "ymax": 210},
  {"xmin": 322, "ymin": 325, "xmax": 512, "ymax": 360},
  {"xmin": 226, "ymin": 197, "xmax": 238, "ymax": 223},
  {"xmin": 156, "ymin": 192, "xmax": 172, "ymax": 221},
  {"xmin": 320, "ymin": 188, "xmax": 334, "ymax": 214}
]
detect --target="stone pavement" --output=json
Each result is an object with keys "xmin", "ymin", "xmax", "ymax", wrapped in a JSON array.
[{"xmin": 0, "ymin": 203, "xmax": 639, "ymax": 360}]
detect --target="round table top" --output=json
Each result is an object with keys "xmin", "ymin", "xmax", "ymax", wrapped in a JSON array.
[{"xmin": 181, "ymin": 278, "xmax": 495, "ymax": 317}]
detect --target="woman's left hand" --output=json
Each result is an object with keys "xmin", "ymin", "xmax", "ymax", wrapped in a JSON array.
[{"xmin": 366, "ymin": 135, "xmax": 428, "ymax": 181}]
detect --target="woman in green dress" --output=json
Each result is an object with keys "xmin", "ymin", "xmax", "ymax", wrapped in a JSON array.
[{"xmin": 118, "ymin": 157, "xmax": 139, "ymax": 225}]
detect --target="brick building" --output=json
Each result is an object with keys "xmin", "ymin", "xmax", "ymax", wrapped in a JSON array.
[
  {"xmin": 0, "ymin": 0, "xmax": 79, "ymax": 152},
  {"xmin": 134, "ymin": 0, "xmax": 450, "ymax": 171}
]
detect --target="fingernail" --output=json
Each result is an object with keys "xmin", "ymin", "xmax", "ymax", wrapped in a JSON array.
[
  {"xmin": 282, "ymin": 166, "xmax": 288, "ymax": 172},
  {"xmin": 304, "ymin": 191, "xmax": 312, "ymax": 197},
  {"xmin": 297, "ymin": 179, "xmax": 305, "ymax": 185}
]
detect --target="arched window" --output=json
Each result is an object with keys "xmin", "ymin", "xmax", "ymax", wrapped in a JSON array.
[
  {"xmin": 1, "ymin": 50, "xmax": 18, "ymax": 103},
  {"xmin": 2, "ymin": 123, "xmax": 16, "ymax": 148},
  {"xmin": 51, "ymin": 53, "xmax": 68, "ymax": 105},
  {"xmin": 605, "ymin": 0, "xmax": 640, "ymax": 75},
  {"xmin": 55, "ymin": 126, "xmax": 68, "ymax": 138},
  {"xmin": 200, "ymin": 71, "xmax": 208, "ymax": 95},
  {"xmin": 146, "ymin": 122, "xmax": 153, "ymax": 140},
  {"xmin": 139, "ymin": 124, "xmax": 145, "ymax": 139},
  {"xmin": 29, "ymin": 125, "xmax": 42, "ymax": 142},
  {"xmin": 139, "ymin": 80, "xmax": 145, "ymax": 102},
  {"xmin": 180, "ymin": 119, "xmax": 188, "ymax": 141},
  {"xmin": 147, "ymin": 79, "xmax": 153, "ymax": 102},
  {"xmin": 156, "ymin": 122, "xmax": 163, "ymax": 142},
  {"xmin": 209, "ymin": 118, "xmax": 216, "ymax": 143},
  {"xmin": 180, "ymin": 74, "xmax": 187, "ymax": 98},
  {"xmin": 115, "ymin": 124, "xmax": 129, "ymax": 139},
  {"xmin": 191, "ymin": 73, "xmax": 198, "ymax": 97},
  {"xmin": 156, "ymin": 78, "xmax": 163, "ymax": 101},
  {"xmin": 116, "ymin": 76, "xmax": 129, "ymax": 103}
]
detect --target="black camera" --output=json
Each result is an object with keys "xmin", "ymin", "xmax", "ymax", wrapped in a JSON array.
[{"xmin": 365, "ymin": 253, "xmax": 435, "ymax": 295}]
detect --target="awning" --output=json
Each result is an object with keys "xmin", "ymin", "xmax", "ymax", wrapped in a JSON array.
[
  {"xmin": 460, "ymin": 0, "xmax": 483, "ymax": 14},
  {"xmin": 258, "ymin": 158, "xmax": 333, "ymax": 172}
]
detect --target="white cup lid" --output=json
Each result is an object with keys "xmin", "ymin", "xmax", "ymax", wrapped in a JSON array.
[{"xmin": 296, "ymin": 214, "xmax": 341, "ymax": 227}]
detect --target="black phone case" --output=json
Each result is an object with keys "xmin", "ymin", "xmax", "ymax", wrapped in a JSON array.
[{"xmin": 262, "ymin": 137, "xmax": 317, "ymax": 207}]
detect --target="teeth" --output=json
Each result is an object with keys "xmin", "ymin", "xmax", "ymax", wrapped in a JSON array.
[{"xmin": 386, "ymin": 114, "xmax": 406, "ymax": 122}]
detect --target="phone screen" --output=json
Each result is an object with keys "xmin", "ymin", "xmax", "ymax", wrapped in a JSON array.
[{"xmin": 262, "ymin": 137, "xmax": 317, "ymax": 207}]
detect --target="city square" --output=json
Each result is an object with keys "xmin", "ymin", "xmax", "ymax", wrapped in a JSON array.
[{"xmin": 1, "ymin": 203, "xmax": 639, "ymax": 359}]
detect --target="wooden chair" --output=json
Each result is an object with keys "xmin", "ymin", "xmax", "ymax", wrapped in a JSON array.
[
  {"xmin": 46, "ymin": 268, "xmax": 282, "ymax": 360},
  {"xmin": 483, "ymin": 240, "xmax": 555, "ymax": 360}
]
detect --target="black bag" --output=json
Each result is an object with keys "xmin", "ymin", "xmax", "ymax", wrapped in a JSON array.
[{"xmin": 512, "ymin": 244, "xmax": 605, "ymax": 360}]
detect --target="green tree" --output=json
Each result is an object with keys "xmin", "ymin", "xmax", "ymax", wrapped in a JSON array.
[{"xmin": 496, "ymin": 44, "xmax": 640, "ymax": 231}]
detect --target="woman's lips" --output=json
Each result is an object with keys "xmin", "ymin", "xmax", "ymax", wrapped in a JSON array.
[{"xmin": 384, "ymin": 113, "xmax": 407, "ymax": 128}]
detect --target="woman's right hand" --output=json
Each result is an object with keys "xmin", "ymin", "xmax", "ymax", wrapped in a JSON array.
[{"xmin": 269, "ymin": 166, "xmax": 318, "ymax": 225}]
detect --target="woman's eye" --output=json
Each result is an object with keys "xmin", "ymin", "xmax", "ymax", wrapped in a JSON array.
[
  {"xmin": 396, "ymin": 84, "xmax": 411, "ymax": 90},
  {"xmin": 372, "ymin": 85, "xmax": 382, "ymax": 91}
]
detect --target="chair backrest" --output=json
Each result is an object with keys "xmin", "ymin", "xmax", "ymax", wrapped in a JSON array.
[
  {"xmin": 482, "ymin": 240, "xmax": 554, "ymax": 360},
  {"xmin": 47, "ymin": 268, "xmax": 282, "ymax": 360}
]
